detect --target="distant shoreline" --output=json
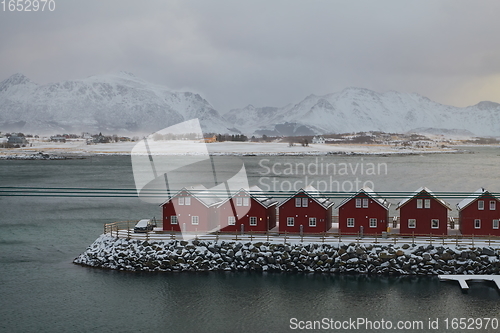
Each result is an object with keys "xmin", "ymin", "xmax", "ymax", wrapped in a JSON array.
[{"xmin": 0, "ymin": 140, "xmax": 468, "ymax": 159}]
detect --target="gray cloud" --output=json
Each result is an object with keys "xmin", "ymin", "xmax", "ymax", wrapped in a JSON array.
[{"xmin": 1, "ymin": 0, "xmax": 499, "ymax": 112}]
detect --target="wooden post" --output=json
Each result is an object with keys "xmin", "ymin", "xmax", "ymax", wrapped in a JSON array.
[
  {"xmin": 375, "ymin": 232, "xmax": 378, "ymax": 244},
  {"xmin": 412, "ymin": 232, "xmax": 415, "ymax": 246},
  {"xmin": 127, "ymin": 221, "xmax": 130, "ymax": 240},
  {"xmin": 472, "ymin": 234, "xmax": 474, "ymax": 247},
  {"xmin": 250, "ymin": 230, "xmax": 253, "ymax": 242},
  {"xmin": 442, "ymin": 233, "xmax": 445, "ymax": 246},
  {"xmin": 284, "ymin": 230, "xmax": 287, "ymax": 244},
  {"xmin": 429, "ymin": 233, "xmax": 432, "ymax": 246},
  {"xmin": 216, "ymin": 229, "xmax": 219, "ymax": 242},
  {"xmin": 455, "ymin": 234, "xmax": 458, "ymax": 247},
  {"xmin": 489, "ymin": 234, "xmax": 491, "ymax": 246},
  {"xmin": 322, "ymin": 232, "xmax": 325, "ymax": 243},
  {"xmin": 267, "ymin": 230, "xmax": 270, "ymax": 242}
]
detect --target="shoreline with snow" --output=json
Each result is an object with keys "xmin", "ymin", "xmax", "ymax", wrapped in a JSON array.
[
  {"xmin": 0, "ymin": 140, "xmax": 464, "ymax": 159},
  {"xmin": 74, "ymin": 234, "xmax": 500, "ymax": 275}
]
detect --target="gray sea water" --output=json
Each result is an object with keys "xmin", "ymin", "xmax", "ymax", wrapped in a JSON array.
[{"xmin": 1, "ymin": 147, "xmax": 500, "ymax": 332}]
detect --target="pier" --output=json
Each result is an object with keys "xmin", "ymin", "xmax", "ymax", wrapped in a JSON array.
[{"xmin": 438, "ymin": 275, "xmax": 500, "ymax": 290}]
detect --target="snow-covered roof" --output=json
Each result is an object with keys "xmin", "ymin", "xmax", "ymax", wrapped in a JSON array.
[
  {"xmin": 277, "ymin": 186, "xmax": 334, "ymax": 209},
  {"xmin": 456, "ymin": 188, "xmax": 492, "ymax": 211},
  {"xmin": 216, "ymin": 186, "xmax": 278, "ymax": 209},
  {"xmin": 396, "ymin": 187, "xmax": 451, "ymax": 210},
  {"xmin": 159, "ymin": 184, "xmax": 223, "ymax": 207},
  {"xmin": 337, "ymin": 187, "xmax": 391, "ymax": 210}
]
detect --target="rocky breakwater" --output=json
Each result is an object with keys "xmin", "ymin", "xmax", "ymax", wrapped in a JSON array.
[{"xmin": 74, "ymin": 234, "xmax": 500, "ymax": 275}]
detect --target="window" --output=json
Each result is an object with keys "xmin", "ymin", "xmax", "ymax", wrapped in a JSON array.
[
  {"xmin": 243, "ymin": 197, "xmax": 249, "ymax": 206},
  {"xmin": 309, "ymin": 217, "xmax": 316, "ymax": 227},
  {"xmin": 228, "ymin": 216, "xmax": 236, "ymax": 225},
  {"xmin": 431, "ymin": 219, "xmax": 439, "ymax": 229},
  {"xmin": 249, "ymin": 216, "xmax": 257, "ymax": 226},
  {"xmin": 493, "ymin": 219, "xmax": 499, "ymax": 229},
  {"xmin": 408, "ymin": 219, "xmax": 416, "ymax": 228},
  {"xmin": 171, "ymin": 216, "xmax": 178, "ymax": 225},
  {"xmin": 178, "ymin": 197, "xmax": 185, "ymax": 205},
  {"xmin": 287, "ymin": 217, "xmax": 295, "ymax": 226},
  {"xmin": 416, "ymin": 199, "xmax": 423, "ymax": 209},
  {"xmin": 355, "ymin": 198, "xmax": 361, "ymax": 208},
  {"xmin": 490, "ymin": 201, "xmax": 496, "ymax": 210},
  {"xmin": 362, "ymin": 198, "xmax": 369, "ymax": 208},
  {"xmin": 478, "ymin": 200, "xmax": 484, "ymax": 210},
  {"xmin": 347, "ymin": 218, "xmax": 355, "ymax": 227},
  {"xmin": 191, "ymin": 216, "xmax": 199, "ymax": 225},
  {"xmin": 424, "ymin": 199, "xmax": 430, "ymax": 209},
  {"xmin": 369, "ymin": 218, "xmax": 377, "ymax": 228},
  {"xmin": 184, "ymin": 197, "xmax": 191, "ymax": 205},
  {"xmin": 295, "ymin": 198, "xmax": 302, "ymax": 207},
  {"xmin": 236, "ymin": 197, "xmax": 243, "ymax": 206},
  {"xmin": 302, "ymin": 198, "xmax": 308, "ymax": 207},
  {"xmin": 474, "ymin": 219, "xmax": 481, "ymax": 229}
]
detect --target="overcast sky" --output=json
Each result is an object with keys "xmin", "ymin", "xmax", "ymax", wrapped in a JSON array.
[{"xmin": 1, "ymin": 0, "xmax": 499, "ymax": 112}]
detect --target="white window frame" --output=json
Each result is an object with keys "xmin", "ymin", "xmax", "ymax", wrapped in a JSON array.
[
  {"xmin": 302, "ymin": 198, "xmax": 308, "ymax": 207},
  {"xmin": 191, "ymin": 216, "xmax": 199, "ymax": 225},
  {"xmin": 236, "ymin": 197, "xmax": 243, "ymax": 206},
  {"xmin": 362, "ymin": 198, "xmax": 369, "ymax": 208},
  {"xmin": 369, "ymin": 218, "xmax": 377, "ymax": 228},
  {"xmin": 295, "ymin": 198, "xmax": 302, "ymax": 207},
  {"xmin": 355, "ymin": 198, "xmax": 361, "ymax": 208},
  {"xmin": 431, "ymin": 219, "xmax": 439, "ymax": 229},
  {"xmin": 347, "ymin": 218, "xmax": 355, "ymax": 227},
  {"xmin": 243, "ymin": 197, "xmax": 249, "ymax": 207},
  {"xmin": 249, "ymin": 216, "xmax": 257, "ymax": 226},
  {"xmin": 309, "ymin": 217, "xmax": 316, "ymax": 227},
  {"xmin": 228, "ymin": 216, "xmax": 236, "ymax": 225},
  {"xmin": 184, "ymin": 196, "xmax": 191, "ymax": 205},
  {"xmin": 416, "ymin": 199, "xmax": 423, "ymax": 209},
  {"xmin": 474, "ymin": 219, "xmax": 481, "ymax": 229},
  {"xmin": 478, "ymin": 200, "xmax": 484, "ymax": 210},
  {"xmin": 287, "ymin": 217, "xmax": 295, "ymax": 227},
  {"xmin": 171, "ymin": 216, "xmax": 178, "ymax": 225},
  {"xmin": 178, "ymin": 197, "xmax": 185, "ymax": 205},
  {"xmin": 493, "ymin": 219, "xmax": 499, "ymax": 230},
  {"xmin": 424, "ymin": 199, "xmax": 430, "ymax": 209},
  {"xmin": 490, "ymin": 201, "xmax": 496, "ymax": 211},
  {"xmin": 408, "ymin": 219, "xmax": 416, "ymax": 229}
]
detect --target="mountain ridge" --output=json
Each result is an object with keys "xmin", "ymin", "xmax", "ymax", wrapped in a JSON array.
[{"xmin": 1, "ymin": 73, "xmax": 499, "ymax": 136}]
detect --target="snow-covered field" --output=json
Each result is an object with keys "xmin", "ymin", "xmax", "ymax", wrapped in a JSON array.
[{"xmin": 0, "ymin": 140, "xmax": 458, "ymax": 157}]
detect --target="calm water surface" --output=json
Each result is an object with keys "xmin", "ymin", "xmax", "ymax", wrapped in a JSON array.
[{"xmin": 1, "ymin": 148, "xmax": 500, "ymax": 332}]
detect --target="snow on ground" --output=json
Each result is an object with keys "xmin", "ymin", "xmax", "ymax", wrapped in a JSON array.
[{"xmin": 0, "ymin": 140, "xmax": 458, "ymax": 157}]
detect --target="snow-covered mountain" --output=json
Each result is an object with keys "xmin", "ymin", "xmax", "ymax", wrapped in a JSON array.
[
  {"xmin": 1, "ymin": 73, "xmax": 499, "ymax": 137},
  {"xmin": 0, "ymin": 72, "xmax": 237, "ymax": 135},
  {"xmin": 224, "ymin": 88, "xmax": 500, "ymax": 136}
]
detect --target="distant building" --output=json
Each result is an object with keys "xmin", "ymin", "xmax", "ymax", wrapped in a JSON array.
[
  {"xmin": 7, "ymin": 136, "xmax": 28, "ymax": 145},
  {"xmin": 50, "ymin": 136, "xmax": 66, "ymax": 143},
  {"xmin": 312, "ymin": 136, "xmax": 325, "ymax": 144}
]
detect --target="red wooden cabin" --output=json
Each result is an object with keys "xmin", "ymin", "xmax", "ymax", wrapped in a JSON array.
[
  {"xmin": 457, "ymin": 188, "xmax": 500, "ymax": 236},
  {"xmin": 396, "ymin": 187, "xmax": 451, "ymax": 236},
  {"xmin": 161, "ymin": 185, "xmax": 222, "ymax": 233},
  {"xmin": 338, "ymin": 187, "xmax": 391, "ymax": 235},
  {"xmin": 277, "ymin": 186, "xmax": 334, "ymax": 234},
  {"xmin": 217, "ymin": 186, "xmax": 277, "ymax": 233}
]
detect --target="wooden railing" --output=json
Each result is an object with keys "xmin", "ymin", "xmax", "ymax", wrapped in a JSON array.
[{"xmin": 104, "ymin": 220, "xmax": 500, "ymax": 247}]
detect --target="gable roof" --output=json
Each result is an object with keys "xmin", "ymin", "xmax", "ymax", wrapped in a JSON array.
[
  {"xmin": 277, "ymin": 185, "xmax": 334, "ymax": 209},
  {"xmin": 216, "ymin": 185, "xmax": 278, "ymax": 209},
  {"xmin": 396, "ymin": 187, "xmax": 451, "ymax": 210},
  {"xmin": 337, "ymin": 187, "xmax": 391, "ymax": 210},
  {"xmin": 457, "ymin": 188, "xmax": 497, "ymax": 211},
  {"xmin": 159, "ymin": 184, "xmax": 223, "ymax": 208}
]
